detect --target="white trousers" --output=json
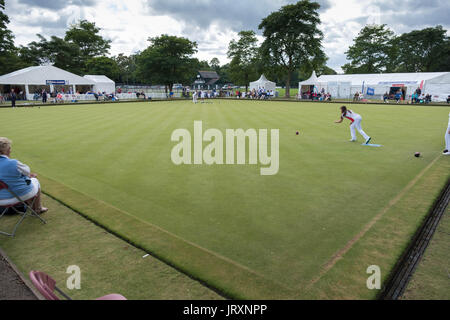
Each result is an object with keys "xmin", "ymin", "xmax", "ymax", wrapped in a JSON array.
[
  {"xmin": 0, "ymin": 178, "xmax": 40, "ymax": 206},
  {"xmin": 350, "ymin": 117, "xmax": 370, "ymax": 141},
  {"xmin": 445, "ymin": 126, "xmax": 450, "ymax": 150}
]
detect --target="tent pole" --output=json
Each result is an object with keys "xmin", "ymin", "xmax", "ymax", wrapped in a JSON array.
[{"xmin": 25, "ymin": 84, "xmax": 30, "ymax": 101}]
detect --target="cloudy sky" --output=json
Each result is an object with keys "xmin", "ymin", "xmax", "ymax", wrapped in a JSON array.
[{"xmin": 4, "ymin": 0, "xmax": 450, "ymax": 73}]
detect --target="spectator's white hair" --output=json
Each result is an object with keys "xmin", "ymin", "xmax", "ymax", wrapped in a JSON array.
[{"xmin": 0, "ymin": 137, "xmax": 12, "ymax": 155}]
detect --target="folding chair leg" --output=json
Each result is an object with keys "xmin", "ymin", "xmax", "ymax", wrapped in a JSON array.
[
  {"xmin": 0, "ymin": 207, "xmax": 14, "ymax": 237},
  {"xmin": 26, "ymin": 196, "xmax": 47, "ymax": 225},
  {"xmin": 0, "ymin": 203, "xmax": 46, "ymax": 238},
  {"xmin": 7, "ymin": 210, "xmax": 28, "ymax": 237},
  {"xmin": 28, "ymin": 207, "xmax": 47, "ymax": 225}
]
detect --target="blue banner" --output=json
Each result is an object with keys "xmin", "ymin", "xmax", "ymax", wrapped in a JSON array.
[
  {"xmin": 46, "ymin": 80, "xmax": 67, "ymax": 85},
  {"xmin": 367, "ymin": 87, "xmax": 375, "ymax": 96}
]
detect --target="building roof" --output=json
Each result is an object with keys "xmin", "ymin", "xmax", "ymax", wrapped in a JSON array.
[
  {"xmin": 0, "ymin": 66, "xmax": 95, "ymax": 86},
  {"xmin": 314, "ymin": 72, "xmax": 449, "ymax": 86},
  {"xmin": 84, "ymin": 75, "xmax": 115, "ymax": 84},
  {"xmin": 198, "ymin": 71, "xmax": 220, "ymax": 80}
]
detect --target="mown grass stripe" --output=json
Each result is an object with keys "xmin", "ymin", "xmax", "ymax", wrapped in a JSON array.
[{"xmin": 38, "ymin": 173, "xmax": 296, "ymax": 300}]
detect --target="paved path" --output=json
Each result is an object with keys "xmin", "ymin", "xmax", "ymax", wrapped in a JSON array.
[{"xmin": 0, "ymin": 253, "xmax": 36, "ymax": 300}]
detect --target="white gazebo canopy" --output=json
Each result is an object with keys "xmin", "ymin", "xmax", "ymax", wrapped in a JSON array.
[
  {"xmin": 250, "ymin": 74, "xmax": 276, "ymax": 92},
  {"xmin": 84, "ymin": 75, "xmax": 115, "ymax": 94},
  {"xmin": 299, "ymin": 71, "xmax": 320, "ymax": 86}
]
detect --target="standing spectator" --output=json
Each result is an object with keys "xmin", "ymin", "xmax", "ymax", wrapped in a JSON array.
[
  {"xmin": 42, "ymin": 90, "xmax": 48, "ymax": 104},
  {"xmin": 10, "ymin": 89, "xmax": 17, "ymax": 108},
  {"xmin": 395, "ymin": 91, "xmax": 402, "ymax": 104}
]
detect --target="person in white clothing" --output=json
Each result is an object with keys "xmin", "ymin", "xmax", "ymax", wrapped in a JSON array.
[
  {"xmin": 193, "ymin": 91, "xmax": 198, "ymax": 104},
  {"xmin": 335, "ymin": 106, "xmax": 372, "ymax": 144},
  {"xmin": 444, "ymin": 112, "xmax": 450, "ymax": 155}
]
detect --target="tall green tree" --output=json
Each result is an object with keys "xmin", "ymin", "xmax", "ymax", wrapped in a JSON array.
[
  {"xmin": 0, "ymin": 0, "xmax": 14, "ymax": 54},
  {"xmin": 114, "ymin": 53, "xmax": 138, "ymax": 84},
  {"xmin": 342, "ymin": 24, "xmax": 396, "ymax": 74},
  {"xmin": 210, "ymin": 57, "xmax": 220, "ymax": 71},
  {"xmin": 20, "ymin": 34, "xmax": 82, "ymax": 74},
  {"xmin": 0, "ymin": 0, "xmax": 26, "ymax": 74},
  {"xmin": 259, "ymin": 0, "xmax": 325, "ymax": 97},
  {"xmin": 18, "ymin": 20, "xmax": 111, "ymax": 75},
  {"xmin": 395, "ymin": 26, "xmax": 450, "ymax": 72},
  {"xmin": 136, "ymin": 34, "xmax": 198, "ymax": 91},
  {"xmin": 64, "ymin": 20, "xmax": 111, "ymax": 71},
  {"xmin": 227, "ymin": 30, "xmax": 260, "ymax": 91},
  {"xmin": 216, "ymin": 63, "xmax": 232, "ymax": 86},
  {"xmin": 86, "ymin": 56, "xmax": 120, "ymax": 81}
]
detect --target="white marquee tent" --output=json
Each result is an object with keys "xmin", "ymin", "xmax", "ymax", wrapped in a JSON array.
[
  {"xmin": 84, "ymin": 75, "xmax": 115, "ymax": 94},
  {"xmin": 0, "ymin": 65, "xmax": 96, "ymax": 100},
  {"xmin": 299, "ymin": 71, "xmax": 450, "ymax": 102},
  {"xmin": 250, "ymin": 75, "xmax": 276, "ymax": 92}
]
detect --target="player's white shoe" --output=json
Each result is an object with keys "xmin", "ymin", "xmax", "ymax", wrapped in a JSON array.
[
  {"xmin": 444, "ymin": 150, "xmax": 450, "ymax": 156},
  {"xmin": 350, "ymin": 139, "xmax": 357, "ymax": 142}
]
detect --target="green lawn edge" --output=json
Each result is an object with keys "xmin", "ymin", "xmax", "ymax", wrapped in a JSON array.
[
  {"xmin": 38, "ymin": 174, "xmax": 295, "ymax": 300},
  {"xmin": 306, "ymin": 156, "xmax": 450, "ymax": 300},
  {"xmin": 402, "ymin": 205, "xmax": 450, "ymax": 300}
]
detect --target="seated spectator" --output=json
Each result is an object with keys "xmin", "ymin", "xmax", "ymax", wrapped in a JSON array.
[
  {"xmin": 419, "ymin": 94, "xmax": 426, "ymax": 104},
  {"xmin": 447, "ymin": 95, "xmax": 450, "ymax": 104},
  {"xmin": 56, "ymin": 93, "xmax": 64, "ymax": 103},
  {"xmin": 0, "ymin": 138, "xmax": 48, "ymax": 214},
  {"xmin": 383, "ymin": 92, "xmax": 389, "ymax": 103}
]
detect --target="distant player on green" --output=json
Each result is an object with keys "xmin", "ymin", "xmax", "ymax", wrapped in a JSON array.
[
  {"xmin": 193, "ymin": 91, "xmax": 198, "ymax": 104},
  {"xmin": 335, "ymin": 106, "xmax": 372, "ymax": 144},
  {"xmin": 444, "ymin": 112, "xmax": 450, "ymax": 156}
]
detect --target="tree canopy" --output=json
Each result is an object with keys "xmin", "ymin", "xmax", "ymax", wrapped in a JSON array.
[
  {"xmin": 136, "ymin": 35, "xmax": 198, "ymax": 91},
  {"xmin": 342, "ymin": 24, "xmax": 396, "ymax": 74},
  {"xmin": 259, "ymin": 0, "xmax": 326, "ymax": 97},
  {"xmin": 227, "ymin": 30, "xmax": 260, "ymax": 91},
  {"xmin": 0, "ymin": 0, "xmax": 25, "ymax": 74},
  {"xmin": 65, "ymin": 20, "xmax": 111, "ymax": 65},
  {"xmin": 86, "ymin": 56, "xmax": 120, "ymax": 81},
  {"xmin": 394, "ymin": 26, "xmax": 450, "ymax": 72}
]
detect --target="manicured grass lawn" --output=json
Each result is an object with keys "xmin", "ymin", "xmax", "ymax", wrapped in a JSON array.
[
  {"xmin": 0, "ymin": 100, "xmax": 449, "ymax": 299},
  {"xmin": 0, "ymin": 195, "xmax": 222, "ymax": 300}
]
